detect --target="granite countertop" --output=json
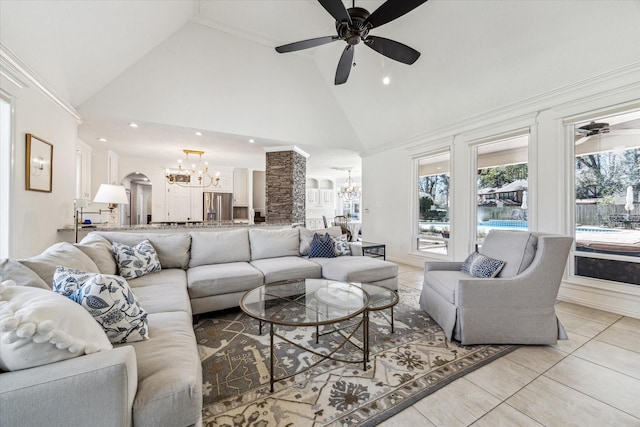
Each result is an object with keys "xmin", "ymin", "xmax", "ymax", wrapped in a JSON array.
[{"xmin": 58, "ymin": 221, "xmax": 292, "ymax": 232}]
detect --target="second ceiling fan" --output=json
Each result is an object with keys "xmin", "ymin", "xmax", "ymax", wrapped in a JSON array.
[{"xmin": 275, "ymin": 0, "xmax": 428, "ymax": 85}]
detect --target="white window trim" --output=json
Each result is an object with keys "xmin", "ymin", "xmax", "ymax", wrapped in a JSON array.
[
  {"xmin": 410, "ymin": 144, "xmax": 453, "ymax": 260},
  {"xmin": 0, "ymin": 91, "xmax": 14, "ymax": 258}
]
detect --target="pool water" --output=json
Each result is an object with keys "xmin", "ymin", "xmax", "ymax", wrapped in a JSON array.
[{"xmin": 420, "ymin": 220, "xmax": 620, "ymax": 233}]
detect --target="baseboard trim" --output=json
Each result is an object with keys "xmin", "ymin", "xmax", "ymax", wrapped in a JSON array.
[{"xmin": 558, "ymin": 280, "xmax": 640, "ymax": 319}]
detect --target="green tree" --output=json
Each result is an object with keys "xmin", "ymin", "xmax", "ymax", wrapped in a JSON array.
[{"xmin": 478, "ymin": 164, "xmax": 528, "ymax": 189}]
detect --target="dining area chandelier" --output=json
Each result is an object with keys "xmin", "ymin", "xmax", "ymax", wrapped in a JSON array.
[
  {"xmin": 165, "ymin": 149, "xmax": 220, "ymax": 188},
  {"xmin": 338, "ymin": 169, "xmax": 361, "ymax": 201}
]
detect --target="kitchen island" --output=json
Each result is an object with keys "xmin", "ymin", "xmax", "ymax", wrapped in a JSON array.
[{"xmin": 57, "ymin": 221, "xmax": 293, "ymax": 243}]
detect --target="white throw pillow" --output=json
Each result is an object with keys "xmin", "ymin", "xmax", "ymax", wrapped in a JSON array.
[
  {"xmin": 112, "ymin": 240, "xmax": 161, "ymax": 279},
  {"xmin": 332, "ymin": 234, "xmax": 352, "ymax": 256},
  {"xmin": 0, "ymin": 279, "xmax": 112, "ymax": 371},
  {"xmin": 53, "ymin": 267, "xmax": 149, "ymax": 344}
]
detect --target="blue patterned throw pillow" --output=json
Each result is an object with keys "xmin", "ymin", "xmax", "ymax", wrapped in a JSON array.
[
  {"xmin": 308, "ymin": 233, "xmax": 337, "ymax": 258},
  {"xmin": 469, "ymin": 254, "xmax": 505, "ymax": 278},
  {"xmin": 53, "ymin": 266, "xmax": 149, "ymax": 344},
  {"xmin": 112, "ymin": 240, "xmax": 161, "ymax": 280},
  {"xmin": 460, "ymin": 252, "xmax": 481, "ymax": 274},
  {"xmin": 332, "ymin": 234, "xmax": 351, "ymax": 256}
]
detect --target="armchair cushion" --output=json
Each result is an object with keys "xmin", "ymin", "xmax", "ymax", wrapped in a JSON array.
[{"xmin": 479, "ymin": 230, "xmax": 537, "ymax": 277}]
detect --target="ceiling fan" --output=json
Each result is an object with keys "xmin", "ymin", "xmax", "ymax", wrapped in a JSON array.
[
  {"xmin": 575, "ymin": 119, "xmax": 640, "ymax": 145},
  {"xmin": 275, "ymin": 0, "xmax": 428, "ymax": 85}
]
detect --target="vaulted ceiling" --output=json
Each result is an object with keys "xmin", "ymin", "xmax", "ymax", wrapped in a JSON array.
[{"xmin": 2, "ymin": 0, "xmax": 640, "ymax": 179}]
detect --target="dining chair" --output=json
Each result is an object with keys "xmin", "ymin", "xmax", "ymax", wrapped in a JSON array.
[{"xmin": 333, "ymin": 215, "xmax": 352, "ymax": 241}]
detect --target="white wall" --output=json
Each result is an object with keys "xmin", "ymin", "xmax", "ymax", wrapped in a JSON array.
[
  {"xmin": 1, "ymin": 78, "xmax": 78, "ymax": 258},
  {"xmin": 362, "ymin": 63, "xmax": 640, "ymax": 317}
]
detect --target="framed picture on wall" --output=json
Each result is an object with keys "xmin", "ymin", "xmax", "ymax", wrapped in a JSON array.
[{"xmin": 26, "ymin": 133, "xmax": 53, "ymax": 192}]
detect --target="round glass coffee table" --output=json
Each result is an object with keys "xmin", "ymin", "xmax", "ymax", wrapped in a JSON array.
[{"xmin": 240, "ymin": 278, "xmax": 370, "ymax": 392}]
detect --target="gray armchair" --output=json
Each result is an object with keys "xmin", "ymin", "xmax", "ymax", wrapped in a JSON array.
[{"xmin": 419, "ymin": 230, "xmax": 573, "ymax": 345}]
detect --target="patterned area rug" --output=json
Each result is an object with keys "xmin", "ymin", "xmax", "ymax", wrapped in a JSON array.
[{"xmin": 195, "ymin": 285, "xmax": 516, "ymax": 426}]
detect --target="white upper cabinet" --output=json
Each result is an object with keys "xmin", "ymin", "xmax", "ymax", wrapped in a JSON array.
[
  {"xmin": 75, "ymin": 141, "xmax": 92, "ymax": 200},
  {"xmin": 233, "ymin": 168, "xmax": 249, "ymax": 206}
]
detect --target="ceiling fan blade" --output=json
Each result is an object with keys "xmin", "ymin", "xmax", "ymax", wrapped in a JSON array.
[
  {"xmin": 335, "ymin": 45, "xmax": 354, "ymax": 85},
  {"xmin": 365, "ymin": 36, "xmax": 420, "ymax": 64},
  {"xmin": 275, "ymin": 36, "xmax": 339, "ymax": 53},
  {"xmin": 364, "ymin": 0, "xmax": 428, "ymax": 29},
  {"xmin": 318, "ymin": 0, "xmax": 352, "ymax": 25}
]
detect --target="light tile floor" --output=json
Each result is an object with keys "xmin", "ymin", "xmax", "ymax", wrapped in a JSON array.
[{"xmin": 379, "ymin": 263, "xmax": 640, "ymax": 427}]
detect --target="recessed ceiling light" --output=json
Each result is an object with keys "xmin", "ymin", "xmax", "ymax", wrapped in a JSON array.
[
  {"xmin": 97, "ymin": 137, "xmax": 108, "ymax": 142},
  {"xmin": 195, "ymin": 131, "xmax": 203, "ymax": 136},
  {"xmin": 129, "ymin": 122, "xmax": 138, "ymax": 128},
  {"xmin": 249, "ymin": 139, "xmax": 255, "ymax": 143},
  {"xmin": 382, "ymin": 76, "xmax": 390, "ymax": 85}
]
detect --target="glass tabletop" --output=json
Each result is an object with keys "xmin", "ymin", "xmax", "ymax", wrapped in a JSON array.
[
  {"xmin": 358, "ymin": 283, "xmax": 399, "ymax": 311},
  {"xmin": 240, "ymin": 279, "xmax": 369, "ymax": 327}
]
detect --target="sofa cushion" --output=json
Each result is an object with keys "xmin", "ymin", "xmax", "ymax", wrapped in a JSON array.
[
  {"xmin": 127, "ymin": 269, "xmax": 187, "ymax": 289},
  {"xmin": 249, "ymin": 228, "xmax": 300, "ymax": 260},
  {"xmin": 250, "ymin": 256, "xmax": 322, "ymax": 284},
  {"xmin": 95, "ymin": 232, "xmax": 191, "ymax": 270},
  {"xmin": 127, "ymin": 269, "xmax": 190, "ymax": 315},
  {"xmin": 112, "ymin": 240, "xmax": 162, "ymax": 280},
  {"xmin": 189, "ymin": 229, "xmax": 250, "ymax": 267},
  {"xmin": 311, "ymin": 256, "xmax": 398, "ymax": 283},
  {"xmin": 0, "ymin": 258, "xmax": 49, "ymax": 289},
  {"xmin": 299, "ymin": 226, "xmax": 342, "ymax": 255},
  {"xmin": 0, "ymin": 281, "xmax": 112, "ymax": 371},
  {"xmin": 75, "ymin": 234, "xmax": 117, "ymax": 275},
  {"xmin": 187, "ymin": 262, "xmax": 263, "ymax": 299},
  {"xmin": 120, "ymin": 311, "xmax": 202, "ymax": 427},
  {"xmin": 424, "ymin": 270, "xmax": 472, "ymax": 304},
  {"xmin": 19, "ymin": 242, "xmax": 100, "ymax": 287},
  {"xmin": 479, "ymin": 230, "xmax": 538, "ymax": 278}
]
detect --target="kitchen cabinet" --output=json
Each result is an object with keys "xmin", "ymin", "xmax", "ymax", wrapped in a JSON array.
[
  {"xmin": 233, "ymin": 168, "xmax": 249, "ymax": 206},
  {"xmin": 75, "ymin": 141, "xmax": 92, "ymax": 199}
]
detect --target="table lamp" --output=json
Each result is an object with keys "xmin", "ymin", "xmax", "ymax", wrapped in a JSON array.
[{"xmin": 93, "ymin": 184, "xmax": 129, "ymax": 226}]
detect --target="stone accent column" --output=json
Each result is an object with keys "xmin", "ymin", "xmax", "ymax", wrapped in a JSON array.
[{"xmin": 265, "ymin": 147, "xmax": 308, "ymax": 225}]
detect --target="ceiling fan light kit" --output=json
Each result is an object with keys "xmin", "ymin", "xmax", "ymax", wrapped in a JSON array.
[{"xmin": 275, "ymin": 0, "xmax": 428, "ymax": 85}]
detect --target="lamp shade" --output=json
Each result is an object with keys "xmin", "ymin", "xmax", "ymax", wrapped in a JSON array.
[{"xmin": 93, "ymin": 184, "xmax": 129, "ymax": 205}]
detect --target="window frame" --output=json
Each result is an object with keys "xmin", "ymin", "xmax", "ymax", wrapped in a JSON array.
[
  {"xmin": 564, "ymin": 107, "xmax": 640, "ymax": 287},
  {"xmin": 411, "ymin": 147, "xmax": 452, "ymax": 259}
]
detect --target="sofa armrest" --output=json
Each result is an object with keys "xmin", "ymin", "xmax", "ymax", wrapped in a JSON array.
[
  {"xmin": 348, "ymin": 242, "xmax": 362, "ymax": 256},
  {"xmin": 425, "ymin": 261, "xmax": 463, "ymax": 272},
  {"xmin": 0, "ymin": 346, "xmax": 137, "ymax": 427}
]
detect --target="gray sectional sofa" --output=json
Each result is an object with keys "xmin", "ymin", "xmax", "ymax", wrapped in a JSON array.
[{"xmin": 0, "ymin": 226, "xmax": 398, "ymax": 427}]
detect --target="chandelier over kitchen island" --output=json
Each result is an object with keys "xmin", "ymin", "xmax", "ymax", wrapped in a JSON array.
[{"xmin": 165, "ymin": 149, "xmax": 220, "ymax": 188}]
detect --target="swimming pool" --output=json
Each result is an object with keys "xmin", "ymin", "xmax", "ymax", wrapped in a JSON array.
[{"xmin": 420, "ymin": 221, "xmax": 620, "ymax": 233}]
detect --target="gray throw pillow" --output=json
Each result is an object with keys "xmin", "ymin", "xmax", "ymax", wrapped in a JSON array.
[
  {"xmin": 75, "ymin": 233, "xmax": 117, "ymax": 275},
  {"xmin": 19, "ymin": 242, "xmax": 100, "ymax": 288},
  {"xmin": 0, "ymin": 258, "xmax": 49, "ymax": 289}
]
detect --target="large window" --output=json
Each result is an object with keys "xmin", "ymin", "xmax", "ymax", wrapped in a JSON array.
[
  {"xmin": 416, "ymin": 152, "xmax": 450, "ymax": 255},
  {"xmin": 475, "ymin": 134, "xmax": 529, "ymax": 243},
  {"xmin": 572, "ymin": 109, "xmax": 640, "ymax": 286}
]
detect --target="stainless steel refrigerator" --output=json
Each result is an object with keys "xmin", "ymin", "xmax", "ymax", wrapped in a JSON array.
[{"xmin": 204, "ymin": 192, "xmax": 233, "ymax": 222}]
